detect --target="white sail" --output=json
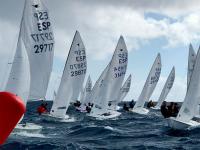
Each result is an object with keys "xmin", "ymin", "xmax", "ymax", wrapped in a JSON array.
[
  {"xmin": 93, "ymin": 36, "xmax": 128, "ymax": 112},
  {"xmin": 80, "ymin": 76, "xmax": 92, "ymax": 105},
  {"xmin": 134, "ymin": 53, "xmax": 161, "ymax": 109},
  {"xmin": 155, "ymin": 67, "xmax": 175, "ymax": 108},
  {"xmin": 53, "ymin": 90, "xmax": 56, "ymax": 101},
  {"xmin": 5, "ymin": 37, "xmax": 30, "ymax": 106},
  {"xmin": 176, "ymin": 47, "xmax": 200, "ymax": 122},
  {"xmin": 118, "ymin": 74, "xmax": 132, "ymax": 103},
  {"xmin": 89, "ymin": 63, "xmax": 110, "ymax": 106},
  {"xmin": 187, "ymin": 44, "xmax": 196, "ymax": 89},
  {"xmin": 50, "ymin": 31, "xmax": 87, "ymax": 118},
  {"xmin": 21, "ymin": 0, "xmax": 55, "ymax": 100}
]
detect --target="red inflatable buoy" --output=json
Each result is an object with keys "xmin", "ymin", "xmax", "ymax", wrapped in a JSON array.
[{"xmin": 0, "ymin": 92, "xmax": 26, "ymax": 145}]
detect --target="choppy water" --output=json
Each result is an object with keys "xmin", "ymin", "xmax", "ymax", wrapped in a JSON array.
[{"xmin": 2, "ymin": 101, "xmax": 200, "ymax": 150}]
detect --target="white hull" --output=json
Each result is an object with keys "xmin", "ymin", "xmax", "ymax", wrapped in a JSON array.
[
  {"xmin": 167, "ymin": 117, "xmax": 200, "ymax": 130},
  {"xmin": 151, "ymin": 106, "xmax": 160, "ymax": 110},
  {"xmin": 43, "ymin": 113, "xmax": 75, "ymax": 122},
  {"xmin": 130, "ymin": 107, "xmax": 149, "ymax": 115},
  {"xmin": 88, "ymin": 110, "xmax": 121, "ymax": 120},
  {"xmin": 14, "ymin": 123, "xmax": 42, "ymax": 133}
]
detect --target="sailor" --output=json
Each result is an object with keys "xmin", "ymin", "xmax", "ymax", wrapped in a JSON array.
[
  {"xmin": 171, "ymin": 102, "xmax": 179, "ymax": 117},
  {"xmin": 86, "ymin": 105, "xmax": 91, "ymax": 113},
  {"xmin": 160, "ymin": 101, "xmax": 170, "ymax": 118},
  {"xmin": 129, "ymin": 100, "xmax": 134, "ymax": 109},
  {"xmin": 74, "ymin": 100, "xmax": 81, "ymax": 107},
  {"xmin": 123, "ymin": 103, "xmax": 129, "ymax": 111},
  {"xmin": 37, "ymin": 102, "xmax": 48, "ymax": 115},
  {"xmin": 147, "ymin": 100, "xmax": 154, "ymax": 108}
]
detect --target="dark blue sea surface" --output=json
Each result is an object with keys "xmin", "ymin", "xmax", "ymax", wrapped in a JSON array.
[{"xmin": 2, "ymin": 101, "xmax": 200, "ymax": 150}]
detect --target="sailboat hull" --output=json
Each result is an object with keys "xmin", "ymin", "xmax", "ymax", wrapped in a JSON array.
[
  {"xmin": 130, "ymin": 107, "xmax": 149, "ymax": 115},
  {"xmin": 88, "ymin": 110, "xmax": 121, "ymax": 120},
  {"xmin": 42, "ymin": 113, "xmax": 75, "ymax": 122},
  {"xmin": 151, "ymin": 106, "xmax": 160, "ymax": 110},
  {"xmin": 167, "ymin": 117, "xmax": 200, "ymax": 130}
]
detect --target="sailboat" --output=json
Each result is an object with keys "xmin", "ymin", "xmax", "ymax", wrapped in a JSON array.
[
  {"xmin": 21, "ymin": 0, "xmax": 55, "ymax": 101},
  {"xmin": 48, "ymin": 31, "xmax": 87, "ymax": 121},
  {"xmin": 130, "ymin": 53, "xmax": 161, "ymax": 115},
  {"xmin": 152, "ymin": 67, "xmax": 175, "ymax": 110},
  {"xmin": 77, "ymin": 76, "xmax": 92, "ymax": 112},
  {"xmin": 89, "ymin": 63, "xmax": 110, "ymax": 107},
  {"xmin": 167, "ymin": 46, "xmax": 200, "ymax": 130},
  {"xmin": 5, "ymin": 0, "xmax": 55, "ymax": 131},
  {"xmin": 89, "ymin": 36, "xmax": 128, "ymax": 119},
  {"xmin": 108, "ymin": 74, "xmax": 132, "ymax": 111}
]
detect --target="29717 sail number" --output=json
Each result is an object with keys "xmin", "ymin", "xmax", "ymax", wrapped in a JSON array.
[{"xmin": 34, "ymin": 43, "xmax": 54, "ymax": 53}]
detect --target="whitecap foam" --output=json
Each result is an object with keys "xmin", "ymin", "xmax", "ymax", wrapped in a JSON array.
[{"xmin": 11, "ymin": 131, "xmax": 47, "ymax": 138}]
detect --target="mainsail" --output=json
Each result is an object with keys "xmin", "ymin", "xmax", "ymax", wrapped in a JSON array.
[
  {"xmin": 94, "ymin": 36, "xmax": 128, "ymax": 111},
  {"xmin": 50, "ymin": 31, "xmax": 87, "ymax": 118},
  {"xmin": 176, "ymin": 47, "xmax": 200, "ymax": 122},
  {"xmin": 80, "ymin": 76, "xmax": 92, "ymax": 105},
  {"xmin": 155, "ymin": 67, "xmax": 175, "ymax": 108},
  {"xmin": 187, "ymin": 44, "xmax": 196, "ymax": 89},
  {"xmin": 134, "ymin": 53, "xmax": 161, "ymax": 109},
  {"xmin": 21, "ymin": 0, "xmax": 55, "ymax": 100}
]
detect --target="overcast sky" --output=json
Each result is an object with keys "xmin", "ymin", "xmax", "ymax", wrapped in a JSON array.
[{"xmin": 1, "ymin": 0, "xmax": 200, "ymax": 101}]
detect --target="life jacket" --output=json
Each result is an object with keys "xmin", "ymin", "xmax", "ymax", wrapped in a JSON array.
[{"xmin": 37, "ymin": 106, "xmax": 46, "ymax": 114}]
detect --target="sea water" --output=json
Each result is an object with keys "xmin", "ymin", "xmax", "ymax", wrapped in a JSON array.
[{"xmin": 2, "ymin": 101, "xmax": 200, "ymax": 150}]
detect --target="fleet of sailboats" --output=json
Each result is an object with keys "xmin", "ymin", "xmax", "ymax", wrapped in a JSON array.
[{"xmin": 2, "ymin": 0, "xmax": 200, "ymax": 132}]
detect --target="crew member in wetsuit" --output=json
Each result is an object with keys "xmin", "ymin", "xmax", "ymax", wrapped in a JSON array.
[
  {"xmin": 123, "ymin": 103, "xmax": 129, "ymax": 111},
  {"xmin": 147, "ymin": 100, "xmax": 154, "ymax": 108},
  {"xmin": 160, "ymin": 101, "xmax": 170, "ymax": 118},
  {"xmin": 37, "ymin": 102, "xmax": 48, "ymax": 115},
  {"xmin": 74, "ymin": 100, "xmax": 81, "ymax": 107},
  {"xmin": 129, "ymin": 100, "xmax": 134, "ymax": 109},
  {"xmin": 171, "ymin": 102, "xmax": 179, "ymax": 117},
  {"xmin": 86, "ymin": 105, "xmax": 91, "ymax": 113}
]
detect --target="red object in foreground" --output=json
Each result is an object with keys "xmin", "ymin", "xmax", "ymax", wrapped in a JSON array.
[
  {"xmin": 37, "ymin": 106, "xmax": 47, "ymax": 114},
  {"xmin": 0, "ymin": 92, "xmax": 26, "ymax": 145}
]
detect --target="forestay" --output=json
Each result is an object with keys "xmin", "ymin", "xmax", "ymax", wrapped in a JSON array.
[
  {"xmin": 187, "ymin": 44, "xmax": 196, "ymax": 89},
  {"xmin": 80, "ymin": 76, "xmax": 92, "ymax": 105},
  {"xmin": 134, "ymin": 53, "xmax": 161, "ymax": 109},
  {"xmin": 50, "ymin": 31, "xmax": 87, "ymax": 118},
  {"xmin": 21, "ymin": 0, "xmax": 55, "ymax": 100},
  {"xmin": 156, "ymin": 67, "xmax": 175, "ymax": 108},
  {"xmin": 176, "ymin": 47, "xmax": 200, "ymax": 122},
  {"xmin": 97, "ymin": 36, "xmax": 128, "ymax": 111}
]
